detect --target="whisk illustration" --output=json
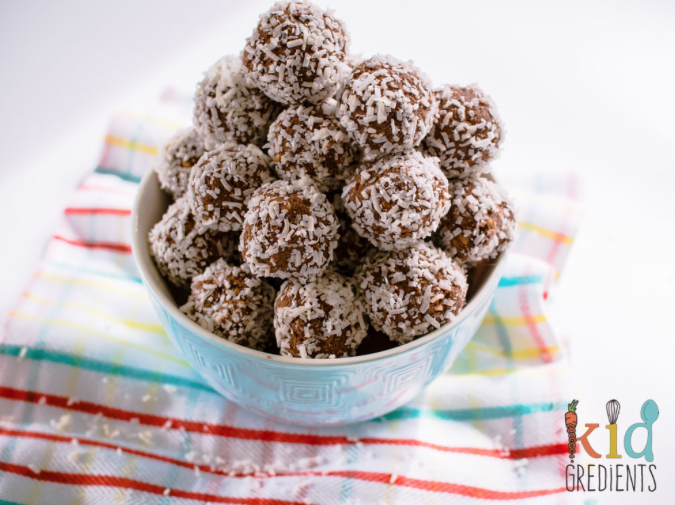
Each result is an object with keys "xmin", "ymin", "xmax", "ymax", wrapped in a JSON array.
[{"xmin": 606, "ymin": 399, "xmax": 621, "ymax": 425}]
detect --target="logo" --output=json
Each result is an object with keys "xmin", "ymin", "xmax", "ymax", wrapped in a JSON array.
[{"xmin": 565, "ymin": 399, "xmax": 659, "ymax": 493}]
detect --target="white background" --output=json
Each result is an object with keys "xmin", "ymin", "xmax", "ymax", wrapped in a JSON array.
[{"xmin": 1, "ymin": 1, "xmax": 674, "ymax": 503}]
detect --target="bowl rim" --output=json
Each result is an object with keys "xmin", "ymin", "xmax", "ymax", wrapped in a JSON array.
[{"xmin": 132, "ymin": 170, "xmax": 506, "ymax": 367}]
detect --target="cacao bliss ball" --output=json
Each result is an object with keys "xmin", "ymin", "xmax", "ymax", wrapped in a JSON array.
[
  {"xmin": 187, "ymin": 143, "xmax": 273, "ymax": 233},
  {"xmin": 239, "ymin": 179, "xmax": 339, "ymax": 282},
  {"xmin": 182, "ymin": 258, "xmax": 275, "ymax": 351},
  {"xmin": 274, "ymin": 269, "xmax": 367, "ymax": 358},
  {"xmin": 193, "ymin": 55, "xmax": 281, "ymax": 147},
  {"xmin": 148, "ymin": 197, "xmax": 238, "ymax": 288},
  {"xmin": 356, "ymin": 242, "xmax": 468, "ymax": 344},
  {"xmin": 342, "ymin": 151, "xmax": 450, "ymax": 251},
  {"xmin": 433, "ymin": 176, "xmax": 516, "ymax": 264},
  {"xmin": 423, "ymin": 84, "xmax": 503, "ymax": 179},
  {"xmin": 242, "ymin": 1, "xmax": 349, "ymax": 105},
  {"xmin": 154, "ymin": 128, "xmax": 205, "ymax": 198},
  {"xmin": 267, "ymin": 104, "xmax": 359, "ymax": 192},
  {"xmin": 338, "ymin": 55, "xmax": 437, "ymax": 158}
]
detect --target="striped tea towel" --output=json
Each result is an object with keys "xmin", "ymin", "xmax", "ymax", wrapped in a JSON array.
[{"xmin": 0, "ymin": 95, "xmax": 584, "ymax": 505}]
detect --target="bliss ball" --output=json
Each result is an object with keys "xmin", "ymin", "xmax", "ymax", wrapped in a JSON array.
[
  {"xmin": 182, "ymin": 259, "xmax": 275, "ymax": 351},
  {"xmin": 149, "ymin": 198, "xmax": 238, "ymax": 287},
  {"xmin": 193, "ymin": 55, "xmax": 281, "ymax": 147},
  {"xmin": 242, "ymin": 1, "xmax": 349, "ymax": 105},
  {"xmin": 267, "ymin": 104, "xmax": 359, "ymax": 192},
  {"xmin": 423, "ymin": 84, "xmax": 503, "ymax": 179},
  {"xmin": 433, "ymin": 176, "xmax": 516, "ymax": 264},
  {"xmin": 274, "ymin": 269, "xmax": 367, "ymax": 358},
  {"xmin": 326, "ymin": 190, "xmax": 372, "ymax": 276},
  {"xmin": 187, "ymin": 143, "xmax": 273, "ymax": 233},
  {"xmin": 339, "ymin": 55, "xmax": 437, "ymax": 158},
  {"xmin": 342, "ymin": 151, "xmax": 450, "ymax": 251},
  {"xmin": 154, "ymin": 128, "xmax": 205, "ymax": 198},
  {"xmin": 356, "ymin": 242, "xmax": 468, "ymax": 344},
  {"xmin": 240, "ymin": 179, "xmax": 339, "ymax": 282}
]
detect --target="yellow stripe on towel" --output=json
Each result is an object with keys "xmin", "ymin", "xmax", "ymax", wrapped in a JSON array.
[
  {"xmin": 104, "ymin": 135, "xmax": 158, "ymax": 156},
  {"xmin": 482, "ymin": 314, "xmax": 547, "ymax": 326},
  {"xmin": 8, "ymin": 312, "xmax": 187, "ymax": 368},
  {"xmin": 465, "ymin": 341, "xmax": 560, "ymax": 360},
  {"xmin": 21, "ymin": 294, "xmax": 165, "ymax": 336},
  {"xmin": 35, "ymin": 273, "xmax": 147, "ymax": 301},
  {"xmin": 518, "ymin": 222, "xmax": 574, "ymax": 245}
]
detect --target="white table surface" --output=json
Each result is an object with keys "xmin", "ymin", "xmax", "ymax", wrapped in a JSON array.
[{"xmin": 1, "ymin": 1, "xmax": 674, "ymax": 503}]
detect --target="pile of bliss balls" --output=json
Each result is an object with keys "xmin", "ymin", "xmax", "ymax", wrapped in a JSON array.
[{"xmin": 149, "ymin": 0, "xmax": 516, "ymax": 359}]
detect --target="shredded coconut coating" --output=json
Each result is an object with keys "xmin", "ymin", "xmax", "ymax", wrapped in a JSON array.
[
  {"xmin": 356, "ymin": 242, "xmax": 468, "ymax": 344},
  {"xmin": 187, "ymin": 143, "xmax": 273, "ymax": 233},
  {"xmin": 240, "ymin": 179, "xmax": 339, "ymax": 282},
  {"xmin": 181, "ymin": 259, "xmax": 275, "ymax": 351},
  {"xmin": 193, "ymin": 55, "xmax": 281, "ymax": 147},
  {"xmin": 267, "ymin": 104, "xmax": 359, "ymax": 192},
  {"xmin": 338, "ymin": 55, "xmax": 437, "ymax": 158},
  {"xmin": 423, "ymin": 84, "xmax": 503, "ymax": 179},
  {"xmin": 342, "ymin": 151, "xmax": 450, "ymax": 251},
  {"xmin": 154, "ymin": 128, "xmax": 205, "ymax": 198},
  {"xmin": 242, "ymin": 1, "xmax": 349, "ymax": 105},
  {"xmin": 326, "ymin": 190, "xmax": 372, "ymax": 276},
  {"xmin": 274, "ymin": 269, "xmax": 367, "ymax": 358},
  {"xmin": 149, "ymin": 198, "xmax": 239, "ymax": 288},
  {"xmin": 433, "ymin": 176, "xmax": 516, "ymax": 264}
]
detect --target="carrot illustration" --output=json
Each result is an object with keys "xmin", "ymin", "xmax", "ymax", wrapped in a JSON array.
[{"xmin": 565, "ymin": 399, "xmax": 579, "ymax": 460}]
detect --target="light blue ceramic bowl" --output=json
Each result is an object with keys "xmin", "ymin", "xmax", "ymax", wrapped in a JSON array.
[{"xmin": 132, "ymin": 171, "xmax": 505, "ymax": 426}]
